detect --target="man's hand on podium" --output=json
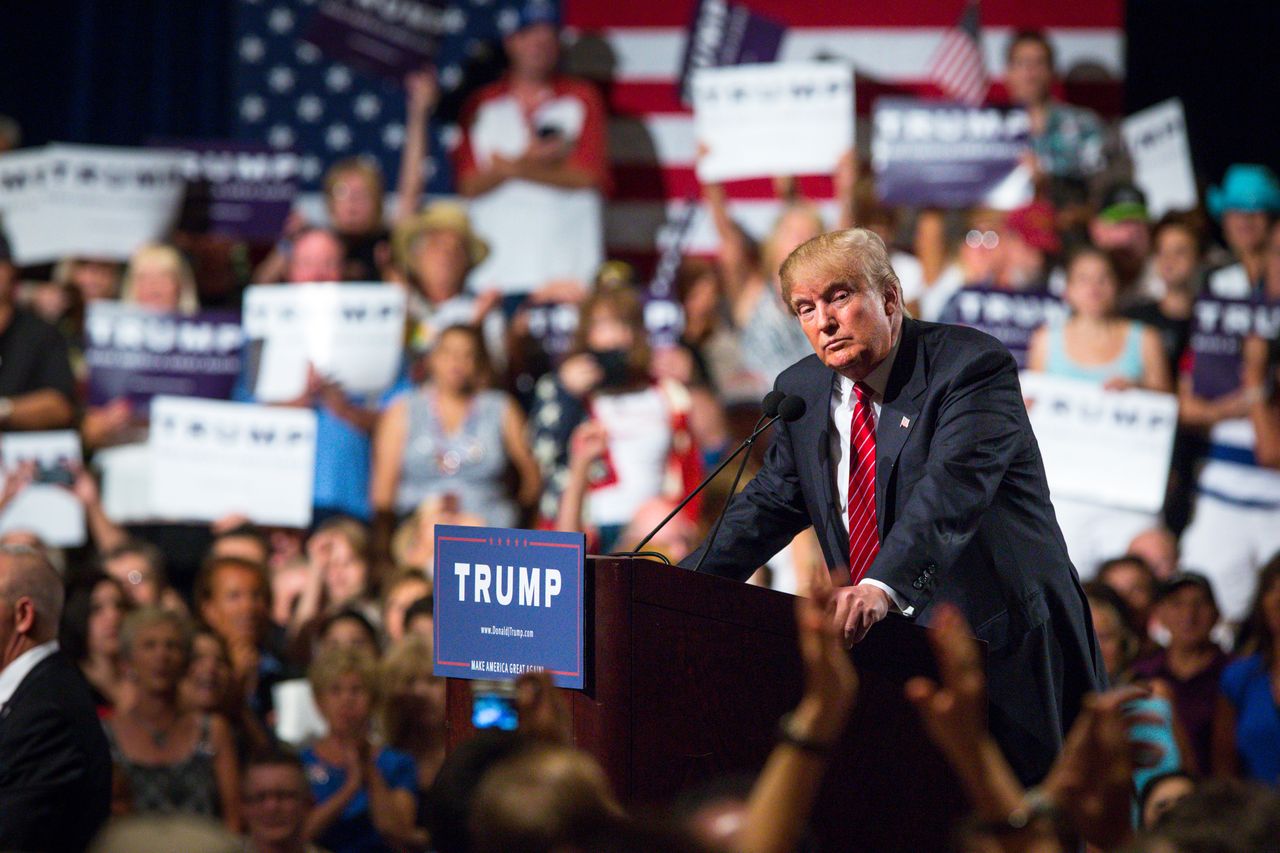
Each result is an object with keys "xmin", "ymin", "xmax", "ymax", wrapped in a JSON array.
[{"xmin": 829, "ymin": 584, "xmax": 890, "ymax": 648}]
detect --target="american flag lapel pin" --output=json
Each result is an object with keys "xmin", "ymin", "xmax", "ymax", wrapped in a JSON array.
[{"xmin": 900, "ymin": 416, "xmax": 910, "ymax": 428}]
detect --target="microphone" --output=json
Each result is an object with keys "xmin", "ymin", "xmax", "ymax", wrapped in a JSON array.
[
  {"xmin": 617, "ymin": 392, "xmax": 802, "ymax": 562},
  {"xmin": 692, "ymin": 395, "xmax": 806, "ymax": 572}
]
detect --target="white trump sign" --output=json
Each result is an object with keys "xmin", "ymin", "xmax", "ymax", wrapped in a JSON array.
[
  {"xmin": 243, "ymin": 283, "xmax": 407, "ymax": 402},
  {"xmin": 1020, "ymin": 373, "xmax": 1178, "ymax": 514},
  {"xmin": 692, "ymin": 62, "xmax": 854, "ymax": 183},
  {"xmin": 0, "ymin": 144, "xmax": 186, "ymax": 265},
  {"xmin": 1122, "ymin": 99, "xmax": 1198, "ymax": 218},
  {"xmin": 148, "ymin": 397, "xmax": 317, "ymax": 527}
]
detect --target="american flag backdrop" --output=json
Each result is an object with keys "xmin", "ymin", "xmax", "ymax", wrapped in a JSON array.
[
  {"xmin": 927, "ymin": 2, "xmax": 991, "ymax": 107},
  {"xmin": 232, "ymin": 0, "xmax": 516, "ymax": 195},
  {"xmin": 231, "ymin": 0, "xmax": 1124, "ymax": 264}
]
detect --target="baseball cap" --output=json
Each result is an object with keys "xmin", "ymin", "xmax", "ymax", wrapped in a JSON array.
[
  {"xmin": 1097, "ymin": 182, "xmax": 1149, "ymax": 224},
  {"xmin": 500, "ymin": 0, "xmax": 560, "ymax": 37}
]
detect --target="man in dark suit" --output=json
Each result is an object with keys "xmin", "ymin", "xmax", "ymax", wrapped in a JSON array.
[
  {"xmin": 689, "ymin": 228, "xmax": 1105, "ymax": 784},
  {"xmin": 0, "ymin": 544, "xmax": 112, "ymax": 852}
]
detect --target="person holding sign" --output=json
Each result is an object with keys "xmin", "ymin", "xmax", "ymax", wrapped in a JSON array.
[
  {"xmin": 685, "ymin": 228, "xmax": 1104, "ymax": 786},
  {"xmin": 1026, "ymin": 247, "xmax": 1172, "ymax": 576}
]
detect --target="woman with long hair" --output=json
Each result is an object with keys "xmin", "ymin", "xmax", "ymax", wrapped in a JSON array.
[{"xmin": 59, "ymin": 572, "xmax": 133, "ymax": 715}]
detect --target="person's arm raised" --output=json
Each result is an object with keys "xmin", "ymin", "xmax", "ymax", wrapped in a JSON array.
[
  {"xmin": 737, "ymin": 582, "xmax": 858, "ymax": 853},
  {"xmin": 393, "ymin": 70, "xmax": 439, "ymax": 225}
]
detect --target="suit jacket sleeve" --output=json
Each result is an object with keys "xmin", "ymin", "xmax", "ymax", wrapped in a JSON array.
[
  {"xmin": 0, "ymin": 700, "xmax": 95, "ymax": 841},
  {"xmin": 682, "ymin": 414, "xmax": 813, "ymax": 581},
  {"xmin": 867, "ymin": 344, "xmax": 1029, "ymax": 612}
]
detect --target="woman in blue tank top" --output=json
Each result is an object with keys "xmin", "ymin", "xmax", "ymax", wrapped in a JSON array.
[{"xmin": 1027, "ymin": 248, "xmax": 1172, "ymax": 391}]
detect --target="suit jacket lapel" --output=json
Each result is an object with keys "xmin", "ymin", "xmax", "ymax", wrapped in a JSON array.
[
  {"xmin": 815, "ymin": 369, "xmax": 848, "ymax": 569},
  {"xmin": 876, "ymin": 319, "xmax": 927, "ymax": 538}
]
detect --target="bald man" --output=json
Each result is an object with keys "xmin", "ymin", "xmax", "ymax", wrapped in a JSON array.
[{"xmin": 0, "ymin": 545, "xmax": 112, "ymax": 851}]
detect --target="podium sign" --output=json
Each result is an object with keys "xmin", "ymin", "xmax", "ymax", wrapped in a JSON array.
[{"xmin": 433, "ymin": 525, "xmax": 586, "ymax": 689}]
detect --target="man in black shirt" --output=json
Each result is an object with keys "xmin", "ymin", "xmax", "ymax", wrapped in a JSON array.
[{"xmin": 0, "ymin": 230, "xmax": 76, "ymax": 431}]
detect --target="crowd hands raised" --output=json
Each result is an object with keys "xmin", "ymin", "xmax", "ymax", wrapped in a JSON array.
[{"xmin": 0, "ymin": 12, "xmax": 1279, "ymax": 853}]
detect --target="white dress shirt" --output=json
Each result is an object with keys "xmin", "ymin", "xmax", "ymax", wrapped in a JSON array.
[
  {"xmin": 0, "ymin": 640, "xmax": 60, "ymax": 708},
  {"xmin": 828, "ymin": 332, "xmax": 913, "ymax": 615}
]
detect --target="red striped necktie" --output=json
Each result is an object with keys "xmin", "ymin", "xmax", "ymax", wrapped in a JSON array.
[{"xmin": 847, "ymin": 381, "xmax": 879, "ymax": 583}]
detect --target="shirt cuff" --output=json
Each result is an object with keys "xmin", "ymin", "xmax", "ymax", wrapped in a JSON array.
[{"xmin": 858, "ymin": 578, "xmax": 914, "ymax": 617}]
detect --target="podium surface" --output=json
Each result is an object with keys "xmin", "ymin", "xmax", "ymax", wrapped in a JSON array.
[{"xmin": 445, "ymin": 556, "xmax": 972, "ymax": 851}]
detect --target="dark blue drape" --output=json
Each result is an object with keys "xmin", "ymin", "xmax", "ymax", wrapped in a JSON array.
[{"xmin": 0, "ymin": 0, "xmax": 236, "ymax": 147}]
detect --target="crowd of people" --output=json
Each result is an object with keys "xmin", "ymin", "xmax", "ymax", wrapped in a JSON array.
[{"xmin": 0, "ymin": 7, "xmax": 1279, "ymax": 853}]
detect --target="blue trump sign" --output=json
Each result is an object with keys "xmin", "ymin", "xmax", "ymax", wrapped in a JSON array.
[{"xmin": 433, "ymin": 525, "xmax": 586, "ymax": 689}]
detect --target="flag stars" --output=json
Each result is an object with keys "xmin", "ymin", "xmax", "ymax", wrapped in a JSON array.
[
  {"xmin": 354, "ymin": 93, "xmax": 383, "ymax": 121},
  {"xmin": 239, "ymin": 36, "xmax": 266, "ymax": 63},
  {"xmin": 439, "ymin": 64, "xmax": 463, "ymax": 91},
  {"xmin": 267, "ymin": 65, "xmax": 296, "ymax": 94},
  {"xmin": 325, "ymin": 65, "xmax": 353, "ymax": 93},
  {"xmin": 295, "ymin": 42, "xmax": 321, "ymax": 64},
  {"xmin": 296, "ymin": 95, "xmax": 323, "ymax": 123},
  {"xmin": 268, "ymin": 124, "xmax": 295, "ymax": 150},
  {"xmin": 239, "ymin": 95, "xmax": 267, "ymax": 123},
  {"xmin": 325, "ymin": 124, "xmax": 353, "ymax": 151},
  {"xmin": 267, "ymin": 6, "xmax": 295, "ymax": 34}
]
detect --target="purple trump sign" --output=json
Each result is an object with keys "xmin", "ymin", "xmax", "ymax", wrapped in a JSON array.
[
  {"xmin": 85, "ymin": 304, "xmax": 245, "ymax": 413},
  {"xmin": 872, "ymin": 98, "xmax": 1033, "ymax": 209},
  {"xmin": 1188, "ymin": 295, "xmax": 1280, "ymax": 400},
  {"xmin": 304, "ymin": 0, "xmax": 454, "ymax": 82},
  {"xmin": 678, "ymin": 0, "xmax": 785, "ymax": 105},
  {"xmin": 434, "ymin": 525, "xmax": 586, "ymax": 689},
  {"xmin": 160, "ymin": 141, "xmax": 299, "ymax": 241}
]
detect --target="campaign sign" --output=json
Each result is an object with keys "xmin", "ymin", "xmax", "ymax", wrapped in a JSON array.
[
  {"xmin": 677, "ymin": 0, "xmax": 786, "ymax": 104},
  {"xmin": 1122, "ymin": 99, "xmax": 1198, "ymax": 218},
  {"xmin": 1021, "ymin": 373, "xmax": 1178, "ymax": 513},
  {"xmin": 304, "ymin": 0, "xmax": 457, "ymax": 81},
  {"xmin": 938, "ymin": 287, "xmax": 1067, "ymax": 368},
  {"xmin": 85, "ymin": 303, "xmax": 244, "ymax": 411},
  {"xmin": 434, "ymin": 525, "xmax": 586, "ymax": 689},
  {"xmin": 1188, "ymin": 296, "xmax": 1280, "ymax": 400},
  {"xmin": 165, "ymin": 141, "xmax": 300, "ymax": 241},
  {"xmin": 0, "ymin": 144, "xmax": 186, "ymax": 265},
  {"xmin": 243, "ymin": 283, "xmax": 407, "ymax": 401},
  {"xmin": 692, "ymin": 62, "xmax": 854, "ymax": 184},
  {"xmin": 873, "ymin": 98, "xmax": 1033, "ymax": 210},
  {"xmin": 149, "ymin": 396, "xmax": 317, "ymax": 527}
]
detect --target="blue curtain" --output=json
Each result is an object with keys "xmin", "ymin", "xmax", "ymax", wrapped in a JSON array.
[{"xmin": 0, "ymin": 0, "xmax": 235, "ymax": 147}]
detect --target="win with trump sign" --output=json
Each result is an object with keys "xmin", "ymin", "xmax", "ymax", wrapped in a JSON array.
[{"xmin": 434, "ymin": 526, "xmax": 586, "ymax": 689}]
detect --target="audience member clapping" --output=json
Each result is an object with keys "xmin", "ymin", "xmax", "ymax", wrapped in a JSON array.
[
  {"xmin": 301, "ymin": 645, "xmax": 424, "ymax": 851},
  {"xmin": 380, "ymin": 635, "xmax": 448, "ymax": 805}
]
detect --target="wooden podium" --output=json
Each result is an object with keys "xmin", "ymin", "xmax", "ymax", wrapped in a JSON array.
[{"xmin": 445, "ymin": 556, "xmax": 973, "ymax": 851}]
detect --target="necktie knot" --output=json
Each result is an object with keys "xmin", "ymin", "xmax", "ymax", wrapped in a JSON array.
[{"xmin": 853, "ymin": 381, "xmax": 873, "ymax": 407}]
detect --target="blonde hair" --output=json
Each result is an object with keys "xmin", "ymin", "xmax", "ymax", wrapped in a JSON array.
[
  {"xmin": 308, "ymin": 644, "xmax": 379, "ymax": 699},
  {"xmin": 119, "ymin": 606, "xmax": 193, "ymax": 664},
  {"xmin": 121, "ymin": 243, "xmax": 200, "ymax": 315},
  {"xmin": 763, "ymin": 200, "xmax": 826, "ymax": 279},
  {"xmin": 323, "ymin": 157, "xmax": 385, "ymax": 208},
  {"xmin": 778, "ymin": 227, "xmax": 903, "ymax": 311},
  {"xmin": 379, "ymin": 634, "xmax": 441, "ymax": 747}
]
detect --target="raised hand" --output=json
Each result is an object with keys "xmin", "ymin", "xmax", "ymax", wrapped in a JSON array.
[
  {"xmin": 792, "ymin": 582, "xmax": 860, "ymax": 743},
  {"xmin": 405, "ymin": 68, "xmax": 440, "ymax": 118}
]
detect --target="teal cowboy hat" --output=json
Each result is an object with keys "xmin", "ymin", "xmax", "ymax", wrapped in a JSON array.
[{"xmin": 1207, "ymin": 164, "xmax": 1280, "ymax": 219}]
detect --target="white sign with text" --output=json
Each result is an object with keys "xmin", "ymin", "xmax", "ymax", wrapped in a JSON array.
[
  {"xmin": 243, "ymin": 283, "xmax": 406, "ymax": 401},
  {"xmin": 149, "ymin": 396, "xmax": 317, "ymax": 527},
  {"xmin": 0, "ymin": 144, "xmax": 186, "ymax": 265},
  {"xmin": 692, "ymin": 62, "xmax": 854, "ymax": 183},
  {"xmin": 1020, "ymin": 373, "xmax": 1178, "ymax": 513},
  {"xmin": 1122, "ymin": 99, "xmax": 1198, "ymax": 218}
]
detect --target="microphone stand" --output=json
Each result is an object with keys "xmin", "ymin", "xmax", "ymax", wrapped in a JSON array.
[{"xmin": 618, "ymin": 412, "xmax": 786, "ymax": 559}]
